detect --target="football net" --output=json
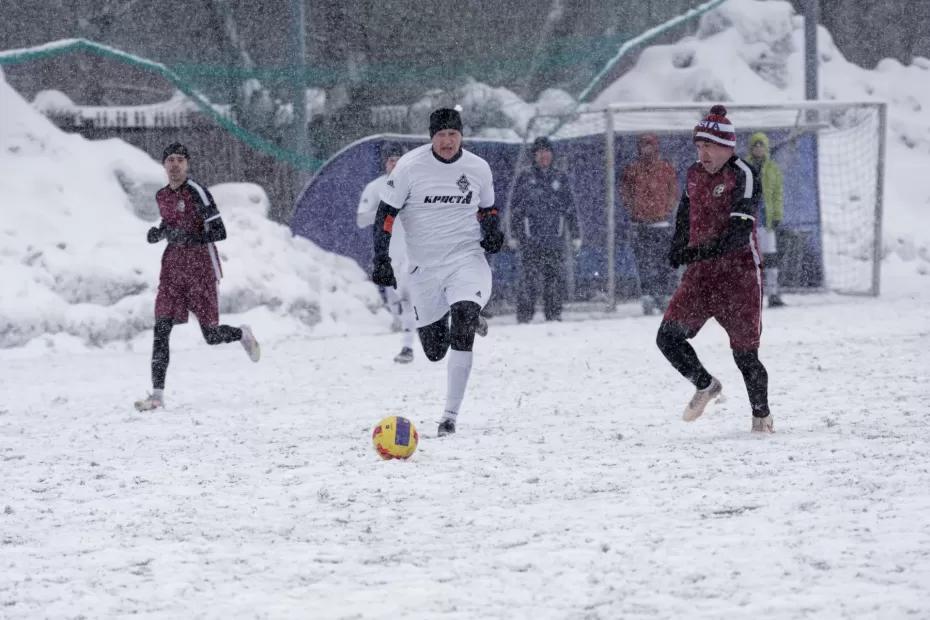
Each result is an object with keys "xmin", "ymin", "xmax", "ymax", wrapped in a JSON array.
[{"xmin": 537, "ymin": 101, "xmax": 886, "ymax": 301}]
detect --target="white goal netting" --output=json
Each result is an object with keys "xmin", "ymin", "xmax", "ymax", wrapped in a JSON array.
[{"xmin": 525, "ymin": 101, "xmax": 886, "ymax": 299}]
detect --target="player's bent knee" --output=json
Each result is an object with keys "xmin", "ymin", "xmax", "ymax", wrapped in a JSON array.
[
  {"xmin": 733, "ymin": 349, "xmax": 763, "ymax": 369},
  {"xmin": 656, "ymin": 320, "xmax": 687, "ymax": 352},
  {"xmin": 201, "ymin": 326, "xmax": 222, "ymax": 345},
  {"xmin": 422, "ymin": 344, "xmax": 448, "ymax": 362},
  {"xmin": 450, "ymin": 301, "xmax": 480, "ymax": 352},
  {"xmin": 418, "ymin": 316, "xmax": 450, "ymax": 362}
]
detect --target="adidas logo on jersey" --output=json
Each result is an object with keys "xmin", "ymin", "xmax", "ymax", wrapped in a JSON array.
[{"xmin": 423, "ymin": 191, "xmax": 473, "ymax": 204}]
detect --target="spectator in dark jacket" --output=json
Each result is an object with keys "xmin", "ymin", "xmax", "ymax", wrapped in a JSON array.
[{"xmin": 508, "ymin": 137, "xmax": 581, "ymax": 322}]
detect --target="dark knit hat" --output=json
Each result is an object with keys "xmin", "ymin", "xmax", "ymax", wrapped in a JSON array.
[
  {"xmin": 693, "ymin": 105, "xmax": 736, "ymax": 147},
  {"xmin": 162, "ymin": 142, "xmax": 190, "ymax": 162},
  {"xmin": 531, "ymin": 136, "xmax": 553, "ymax": 154},
  {"xmin": 429, "ymin": 108, "xmax": 463, "ymax": 137},
  {"xmin": 381, "ymin": 142, "xmax": 405, "ymax": 161}
]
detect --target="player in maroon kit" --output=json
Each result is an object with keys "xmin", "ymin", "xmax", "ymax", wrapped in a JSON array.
[
  {"xmin": 655, "ymin": 106, "xmax": 774, "ymax": 433},
  {"xmin": 134, "ymin": 143, "xmax": 260, "ymax": 412}
]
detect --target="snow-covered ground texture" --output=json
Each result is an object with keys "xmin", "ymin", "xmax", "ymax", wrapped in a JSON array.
[
  {"xmin": 1, "ymin": 288, "xmax": 928, "ymax": 618},
  {"xmin": 591, "ymin": 0, "xmax": 930, "ymax": 279},
  {"xmin": 0, "ymin": 67, "xmax": 386, "ymax": 350}
]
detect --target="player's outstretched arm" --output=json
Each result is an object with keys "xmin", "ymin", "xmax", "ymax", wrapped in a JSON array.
[{"xmin": 372, "ymin": 200, "xmax": 399, "ymax": 288}]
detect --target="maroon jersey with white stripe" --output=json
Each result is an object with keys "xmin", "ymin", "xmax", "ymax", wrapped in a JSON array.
[
  {"xmin": 664, "ymin": 156, "xmax": 764, "ymax": 350},
  {"xmin": 154, "ymin": 179, "xmax": 223, "ymax": 325},
  {"xmin": 683, "ymin": 157, "xmax": 760, "ymax": 261},
  {"xmin": 156, "ymin": 179, "xmax": 222, "ymax": 282}
]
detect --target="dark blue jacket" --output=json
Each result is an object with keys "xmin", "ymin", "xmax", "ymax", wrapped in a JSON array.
[{"xmin": 509, "ymin": 164, "xmax": 580, "ymax": 248}]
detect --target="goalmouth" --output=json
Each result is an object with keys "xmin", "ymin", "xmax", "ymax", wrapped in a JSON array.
[{"xmin": 545, "ymin": 100, "xmax": 887, "ymax": 302}]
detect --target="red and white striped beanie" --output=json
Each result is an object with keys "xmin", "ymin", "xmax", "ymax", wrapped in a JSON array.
[{"xmin": 693, "ymin": 104, "xmax": 736, "ymax": 147}]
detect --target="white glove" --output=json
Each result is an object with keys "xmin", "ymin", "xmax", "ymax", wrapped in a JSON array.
[{"xmin": 572, "ymin": 238, "xmax": 582, "ymax": 252}]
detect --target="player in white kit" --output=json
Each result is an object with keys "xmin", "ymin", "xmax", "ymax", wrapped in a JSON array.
[
  {"xmin": 356, "ymin": 143, "xmax": 416, "ymax": 363},
  {"xmin": 371, "ymin": 108, "xmax": 503, "ymax": 436}
]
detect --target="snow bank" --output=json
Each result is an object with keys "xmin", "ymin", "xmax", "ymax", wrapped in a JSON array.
[{"xmin": 0, "ymin": 69, "xmax": 385, "ymax": 350}]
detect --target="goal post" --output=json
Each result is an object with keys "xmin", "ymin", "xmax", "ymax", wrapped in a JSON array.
[{"xmin": 543, "ymin": 100, "xmax": 887, "ymax": 305}]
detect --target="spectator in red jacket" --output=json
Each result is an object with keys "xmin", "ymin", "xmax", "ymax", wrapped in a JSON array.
[{"xmin": 620, "ymin": 133, "xmax": 680, "ymax": 314}]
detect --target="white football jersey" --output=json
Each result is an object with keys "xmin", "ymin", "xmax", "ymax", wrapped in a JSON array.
[
  {"xmin": 380, "ymin": 143, "xmax": 495, "ymax": 268},
  {"xmin": 357, "ymin": 174, "xmax": 406, "ymax": 263}
]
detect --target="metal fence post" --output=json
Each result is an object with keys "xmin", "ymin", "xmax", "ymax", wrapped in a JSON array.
[{"xmin": 605, "ymin": 108, "xmax": 617, "ymax": 311}]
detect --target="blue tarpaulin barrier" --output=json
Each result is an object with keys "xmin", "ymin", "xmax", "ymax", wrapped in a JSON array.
[{"xmin": 290, "ymin": 132, "xmax": 823, "ymax": 305}]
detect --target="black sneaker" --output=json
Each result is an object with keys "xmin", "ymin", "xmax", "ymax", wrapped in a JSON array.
[
  {"xmin": 437, "ymin": 419, "xmax": 456, "ymax": 436},
  {"xmin": 768, "ymin": 295, "xmax": 786, "ymax": 308}
]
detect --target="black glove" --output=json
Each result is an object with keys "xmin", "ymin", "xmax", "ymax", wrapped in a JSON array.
[
  {"xmin": 478, "ymin": 208, "xmax": 504, "ymax": 254},
  {"xmin": 669, "ymin": 246, "xmax": 696, "ymax": 268},
  {"xmin": 147, "ymin": 225, "xmax": 165, "ymax": 244},
  {"xmin": 480, "ymin": 228, "xmax": 505, "ymax": 254},
  {"xmin": 371, "ymin": 257, "xmax": 397, "ymax": 288},
  {"xmin": 166, "ymin": 227, "xmax": 196, "ymax": 245}
]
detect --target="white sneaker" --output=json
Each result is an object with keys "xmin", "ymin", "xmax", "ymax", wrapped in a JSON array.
[
  {"xmin": 752, "ymin": 414, "xmax": 775, "ymax": 433},
  {"xmin": 239, "ymin": 325, "xmax": 261, "ymax": 362},
  {"xmin": 393, "ymin": 347, "xmax": 414, "ymax": 364},
  {"xmin": 134, "ymin": 393, "xmax": 164, "ymax": 412},
  {"xmin": 682, "ymin": 377, "xmax": 722, "ymax": 422}
]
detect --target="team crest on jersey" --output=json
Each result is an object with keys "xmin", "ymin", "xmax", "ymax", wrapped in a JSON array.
[
  {"xmin": 713, "ymin": 184, "xmax": 725, "ymax": 197},
  {"xmin": 457, "ymin": 174, "xmax": 470, "ymax": 193},
  {"xmin": 176, "ymin": 200, "xmax": 186, "ymax": 212}
]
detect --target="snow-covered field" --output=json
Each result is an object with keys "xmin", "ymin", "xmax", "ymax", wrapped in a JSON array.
[
  {"xmin": 4, "ymin": 0, "xmax": 930, "ymax": 617},
  {"xmin": 2, "ymin": 286, "xmax": 929, "ymax": 619}
]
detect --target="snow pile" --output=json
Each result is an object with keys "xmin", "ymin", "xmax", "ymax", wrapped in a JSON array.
[
  {"xmin": 593, "ymin": 0, "xmax": 930, "ymax": 283},
  {"xmin": 0, "ymin": 68, "xmax": 384, "ymax": 350},
  {"xmin": 410, "ymin": 80, "xmax": 577, "ymax": 141}
]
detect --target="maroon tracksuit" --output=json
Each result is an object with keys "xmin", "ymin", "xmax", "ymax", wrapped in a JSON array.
[
  {"xmin": 154, "ymin": 180, "xmax": 223, "ymax": 326},
  {"xmin": 664, "ymin": 157, "xmax": 763, "ymax": 350}
]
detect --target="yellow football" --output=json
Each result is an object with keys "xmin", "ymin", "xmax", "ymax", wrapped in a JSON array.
[{"xmin": 372, "ymin": 415, "xmax": 419, "ymax": 460}]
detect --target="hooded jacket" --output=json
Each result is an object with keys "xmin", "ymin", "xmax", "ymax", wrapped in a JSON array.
[{"xmin": 746, "ymin": 132, "xmax": 784, "ymax": 229}]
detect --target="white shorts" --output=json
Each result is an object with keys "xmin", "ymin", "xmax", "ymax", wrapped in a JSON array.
[
  {"xmin": 407, "ymin": 252, "xmax": 492, "ymax": 327},
  {"xmin": 758, "ymin": 227, "xmax": 778, "ymax": 255}
]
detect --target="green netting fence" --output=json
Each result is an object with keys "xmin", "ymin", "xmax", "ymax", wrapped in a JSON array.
[{"xmin": 0, "ymin": 0, "xmax": 726, "ymax": 171}]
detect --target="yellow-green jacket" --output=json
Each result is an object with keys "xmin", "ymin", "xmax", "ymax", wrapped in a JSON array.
[{"xmin": 747, "ymin": 132, "xmax": 784, "ymax": 230}]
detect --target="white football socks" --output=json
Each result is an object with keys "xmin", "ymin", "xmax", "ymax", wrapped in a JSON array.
[
  {"xmin": 765, "ymin": 267, "xmax": 779, "ymax": 295},
  {"xmin": 401, "ymin": 299, "xmax": 416, "ymax": 349},
  {"xmin": 443, "ymin": 349, "xmax": 473, "ymax": 421}
]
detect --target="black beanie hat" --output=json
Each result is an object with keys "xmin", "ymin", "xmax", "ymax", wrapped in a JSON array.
[
  {"xmin": 429, "ymin": 108, "xmax": 463, "ymax": 137},
  {"xmin": 381, "ymin": 142, "xmax": 405, "ymax": 161},
  {"xmin": 162, "ymin": 142, "xmax": 190, "ymax": 162},
  {"xmin": 531, "ymin": 136, "xmax": 553, "ymax": 154}
]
